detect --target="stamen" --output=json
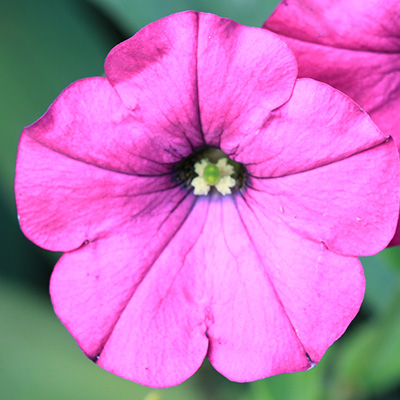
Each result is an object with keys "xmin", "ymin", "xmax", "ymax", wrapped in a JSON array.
[{"xmin": 191, "ymin": 158, "xmax": 236, "ymax": 196}]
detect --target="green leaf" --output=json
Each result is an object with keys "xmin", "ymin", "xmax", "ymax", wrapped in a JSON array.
[
  {"xmin": 361, "ymin": 248, "xmax": 400, "ymax": 314},
  {"xmin": 86, "ymin": 0, "xmax": 280, "ymax": 35},
  {"xmin": 0, "ymin": 281, "xmax": 204, "ymax": 400},
  {"xmin": 0, "ymin": 0, "xmax": 120, "ymax": 209},
  {"xmin": 329, "ymin": 289, "xmax": 400, "ymax": 399}
]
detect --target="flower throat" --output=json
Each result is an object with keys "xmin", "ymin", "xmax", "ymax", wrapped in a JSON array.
[{"xmin": 173, "ymin": 147, "xmax": 247, "ymax": 195}]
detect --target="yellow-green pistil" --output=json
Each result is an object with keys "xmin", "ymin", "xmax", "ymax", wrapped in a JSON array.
[
  {"xmin": 191, "ymin": 158, "xmax": 236, "ymax": 196},
  {"xmin": 203, "ymin": 163, "xmax": 220, "ymax": 185}
]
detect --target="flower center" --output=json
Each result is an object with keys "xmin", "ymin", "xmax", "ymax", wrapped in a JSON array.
[
  {"xmin": 191, "ymin": 158, "xmax": 235, "ymax": 195},
  {"xmin": 203, "ymin": 164, "xmax": 220, "ymax": 185},
  {"xmin": 172, "ymin": 147, "xmax": 247, "ymax": 196}
]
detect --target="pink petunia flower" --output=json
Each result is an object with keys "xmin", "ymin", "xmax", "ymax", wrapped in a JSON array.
[
  {"xmin": 15, "ymin": 11, "xmax": 400, "ymax": 387},
  {"xmin": 264, "ymin": 0, "xmax": 400, "ymax": 245}
]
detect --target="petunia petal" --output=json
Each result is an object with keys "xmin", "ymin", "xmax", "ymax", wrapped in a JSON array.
[
  {"xmin": 265, "ymin": 1, "xmax": 400, "ymax": 246},
  {"xmin": 196, "ymin": 13, "xmax": 297, "ymax": 148},
  {"xmin": 390, "ymin": 219, "xmax": 400, "ymax": 246},
  {"xmin": 195, "ymin": 196, "xmax": 362, "ymax": 381},
  {"xmin": 22, "ymin": 77, "xmax": 186, "ymax": 175},
  {"xmin": 232, "ymin": 78, "xmax": 389, "ymax": 177},
  {"xmin": 263, "ymin": 0, "xmax": 400, "ymax": 166},
  {"xmin": 97, "ymin": 195, "xmax": 351, "ymax": 384},
  {"xmin": 261, "ymin": 36, "xmax": 400, "ymax": 146},
  {"xmin": 248, "ymin": 137, "xmax": 400, "ymax": 256},
  {"xmin": 51, "ymin": 198, "xmax": 211, "ymax": 387},
  {"xmin": 234, "ymin": 192, "xmax": 365, "ymax": 364},
  {"xmin": 105, "ymin": 11, "xmax": 203, "ymax": 153},
  {"xmin": 96, "ymin": 201, "xmax": 211, "ymax": 387},
  {"xmin": 264, "ymin": 0, "xmax": 400, "ymax": 52},
  {"xmin": 202, "ymin": 197, "xmax": 310, "ymax": 380},
  {"xmin": 50, "ymin": 193, "xmax": 365, "ymax": 385},
  {"xmin": 15, "ymin": 132, "xmax": 192, "ymax": 251}
]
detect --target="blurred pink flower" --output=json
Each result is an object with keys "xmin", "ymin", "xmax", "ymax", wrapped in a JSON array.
[
  {"xmin": 15, "ymin": 11, "xmax": 400, "ymax": 387},
  {"xmin": 264, "ymin": 0, "xmax": 400, "ymax": 245}
]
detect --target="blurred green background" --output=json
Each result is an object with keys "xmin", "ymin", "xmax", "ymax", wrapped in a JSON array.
[{"xmin": 1, "ymin": 0, "xmax": 400, "ymax": 399}]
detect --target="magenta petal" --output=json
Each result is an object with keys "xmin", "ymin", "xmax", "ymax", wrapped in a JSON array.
[
  {"xmin": 202, "ymin": 197, "xmax": 310, "ymax": 380},
  {"xmin": 23, "ymin": 77, "xmax": 183, "ymax": 174},
  {"xmin": 264, "ymin": 0, "xmax": 400, "ymax": 144},
  {"xmin": 105, "ymin": 12, "xmax": 203, "ymax": 153},
  {"xmin": 234, "ymin": 193, "xmax": 365, "ymax": 364},
  {"xmin": 233, "ymin": 78, "xmax": 389, "ymax": 177},
  {"xmin": 51, "ymin": 200, "xmax": 211, "ymax": 387},
  {"xmin": 50, "ymin": 193, "xmax": 365, "ymax": 385},
  {"xmin": 186, "ymin": 197, "xmax": 363, "ymax": 380},
  {"xmin": 249, "ymin": 137, "xmax": 400, "ymax": 256},
  {"xmin": 263, "ymin": 36, "xmax": 400, "ymax": 146},
  {"xmin": 197, "ymin": 13, "xmax": 297, "ymax": 148},
  {"xmin": 96, "ymin": 202, "xmax": 212, "ymax": 387},
  {"xmin": 265, "ymin": 0, "xmax": 400, "ymax": 52},
  {"xmin": 389, "ymin": 219, "xmax": 400, "ymax": 246},
  {"xmin": 264, "ymin": 0, "xmax": 400, "ymax": 245},
  {"xmin": 15, "ymin": 132, "xmax": 191, "ymax": 251}
]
